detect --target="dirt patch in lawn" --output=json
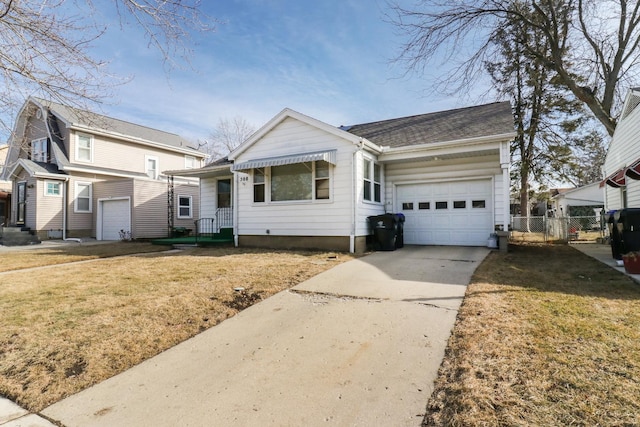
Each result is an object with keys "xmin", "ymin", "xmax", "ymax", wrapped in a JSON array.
[
  {"xmin": 424, "ymin": 243, "xmax": 640, "ymax": 426},
  {"xmin": 0, "ymin": 247, "xmax": 356, "ymax": 412}
]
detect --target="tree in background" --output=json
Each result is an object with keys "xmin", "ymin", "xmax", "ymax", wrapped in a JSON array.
[
  {"xmin": 204, "ymin": 117, "xmax": 256, "ymax": 163},
  {"xmin": 0, "ymin": 0, "xmax": 214, "ymax": 135},
  {"xmin": 484, "ymin": 3, "xmax": 601, "ymax": 218},
  {"xmin": 390, "ymin": 0, "xmax": 640, "ymax": 136}
]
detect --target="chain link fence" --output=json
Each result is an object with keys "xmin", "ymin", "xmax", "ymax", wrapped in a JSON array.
[{"xmin": 511, "ymin": 215, "xmax": 605, "ymax": 243}]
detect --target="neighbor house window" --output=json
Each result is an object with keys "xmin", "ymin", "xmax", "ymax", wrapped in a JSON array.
[
  {"xmin": 363, "ymin": 158, "xmax": 381, "ymax": 202},
  {"xmin": 177, "ymin": 195, "xmax": 192, "ymax": 218},
  {"xmin": 76, "ymin": 134, "xmax": 93, "ymax": 162},
  {"xmin": 185, "ymin": 155, "xmax": 197, "ymax": 169},
  {"xmin": 145, "ymin": 155, "xmax": 159, "ymax": 179},
  {"xmin": 44, "ymin": 180, "xmax": 61, "ymax": 196},
  {"xmin": 253, "ymin": 168, "xmax": 265, "ymax": 203},
  {"xmin": 31, "ymin": 138, "xmax": 48, "ymax": 162},
  {"xmin": 75, "ymin": 182, "xmax": 92, "ymax": 213}
]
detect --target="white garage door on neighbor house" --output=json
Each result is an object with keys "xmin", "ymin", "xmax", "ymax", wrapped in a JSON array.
[
  {"xmin": 397, "ymin": 179, "xmax": 493, "ymax": 246},
  {"xmin": 100, "ymin": 199, "xmax": 131, "ymax": 240}
]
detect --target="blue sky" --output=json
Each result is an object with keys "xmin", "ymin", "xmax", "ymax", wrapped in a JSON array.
[{"xmin": 73, "ymin": 1, "xmax": 493, "ymax": 143}]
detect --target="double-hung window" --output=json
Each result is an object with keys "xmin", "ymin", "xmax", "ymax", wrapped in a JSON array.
[
  {"xmin": 75, "ymin": 182, "xmax": 92, "ymax": 213},
  {"xmin": 145, "ymin": 155, "xmax": 159, "ymax": 179},
  {"xmin": 44, "ymin": 180, "xmax": 61, "ymax": 196},
  {"xmin": 177, "ymin": 195, "xmax": 192, "ymax": 218},
  {"xmin": 252, "ymin": 161, "xmax": 331, "ymax": 203},
  {"xmin": 76, "ymin": 134, "xmax": 93, "ymax": 162},
  {"xmin": 31, "ymin": 138, "xmax": 48, "ymax": 162},
  {"xmin": 363, "ymin": 158, "xmax": 381, "ymax": 202},
  {"xmin": 185, "ymin": 155, "xmax": 197, "ymax": 169}
]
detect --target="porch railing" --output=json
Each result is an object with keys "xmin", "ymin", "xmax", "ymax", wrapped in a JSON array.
[{"xmin": 194, "ymin": 207, "xmax": 233, "ymax": 242}]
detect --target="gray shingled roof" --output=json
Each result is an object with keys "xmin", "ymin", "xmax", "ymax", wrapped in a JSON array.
[
  {"xmin": 34, "ymin": 98, "xmax": 202, "ymax": 153},
  {"xmin": 343, "ymin": 102, "xmax": 514, "ymax": 148}
]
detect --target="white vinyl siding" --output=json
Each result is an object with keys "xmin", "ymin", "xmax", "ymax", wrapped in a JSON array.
[
  {"xmin": 604, "ymin": 91, "xmax": 640, "ymax": 211},
  {"xmin": 234, "ymin": 117, "xmax": 352, "ymax": 237}
]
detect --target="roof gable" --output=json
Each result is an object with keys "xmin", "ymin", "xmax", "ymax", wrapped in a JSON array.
[
  {"xmin": 343, "ymin": 101, "xmax": 514, "ymax": 148},
  {"xmin": 229, "ymin": 108, "xmax": 369, "ymax": 160},
  {"xmin": 31, "ymin": 98, "xmax": 204, "ymax": 155}
]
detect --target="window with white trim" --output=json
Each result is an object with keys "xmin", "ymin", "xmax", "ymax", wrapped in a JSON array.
[
  {"xmin": 145, "ymin": 155, "xmax": 159, "ymax": 179},
  {"xmin": 363, "ymin": 158, "xmax": 381, "ymax": 202},
  {"xmin": 177, "ymin": 195, "xmax": 192, "ymax": 218},
  {"xmin": 44, "ymin": 180, "xmax": 61, "ymax": 196},
  {"xmin": 31, "ymin": 138, "xmax": 48, "ymax": 162},
  {"xmin": 252, "ymin": 161, "xmax": 331, "ymax": 203},
  {"xmin": 75, "ymin": 182, "xmax": 92, "ymax": 213},
  {"xmin": 185, "ymin": 155, "xmax": 197, "ymax": 169},
  {"xmin": 253, "ymin": 168, "xmax": 265, "ymax": 203},
  {"xmin": 76, "ymin": 134, "xmax": 93, "ymax": 162}
]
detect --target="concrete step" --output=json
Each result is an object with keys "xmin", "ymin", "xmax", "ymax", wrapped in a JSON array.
[{"xmin": 1, "ymin": 228, "xmax": 41, "ymax": 246}]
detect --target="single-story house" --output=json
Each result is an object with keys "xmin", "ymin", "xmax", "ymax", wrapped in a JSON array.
[
  {"xmin": 550, "ymin": 183, "xmax": 604, "ymax": 217},
  {"xmin": 171, "ymin": 102, "xmax": 515, "ymax": 253},
  {"xmin": 602, "ymin": 88, "xmax": 640, "ymax": 211},
  {"xmin": 0, "ymin": 97, "xmax": 206, "ymax": 242}
]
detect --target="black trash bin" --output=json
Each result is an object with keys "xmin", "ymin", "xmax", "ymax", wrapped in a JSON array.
[
  {"xmin": 393, "ymin": 213, "xmax": 405, "ymax": 248},
  {"xmin": 368, "ymin": 214, "xmax": 398, "ymax": 251},
  {"xmin": 615, "ymin": 208, "xmax": 640, "ymax": 254},
  {"xmin": 606, "ymin": 210, "xmax": 623, "ymax": 260}
]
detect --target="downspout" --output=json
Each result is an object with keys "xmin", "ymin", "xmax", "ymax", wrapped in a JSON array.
[
  {"xmin": 61, "ymin": 176, "xmax": 81, "ymax": 242},
  {"xmin": 350, "ymin": 137, "xmax": 365, "ymax": 253},
  {"xmin": 233, "ymin": 171, "xmax": 239, "ymax": 247}
]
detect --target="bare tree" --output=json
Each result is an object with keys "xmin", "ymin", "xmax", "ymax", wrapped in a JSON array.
[
  {"xmin": 390, "ymin": 0, "xmax": 640, "ymax": 135},
  {"xmin": 204, "ymin": 117, "xmax": 256, "ymax": 163},
  {"xmin": 0, "ymin": 0, "xmax": 215, "ymax": 138}
]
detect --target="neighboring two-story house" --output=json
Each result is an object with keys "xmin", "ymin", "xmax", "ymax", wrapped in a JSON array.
[{"xmin": 0, "ymin": 97, "xmax": 206, "ymax": 242}]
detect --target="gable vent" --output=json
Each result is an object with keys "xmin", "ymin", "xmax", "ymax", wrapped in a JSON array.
[{"xmin": 622, "ymin": 93, "xmax": 640, "ymax": 120}]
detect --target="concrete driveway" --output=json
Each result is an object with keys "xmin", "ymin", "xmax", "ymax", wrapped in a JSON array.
[{"xmin": 42, "ymin": 246, "xmax": 489, "ymax": 427}]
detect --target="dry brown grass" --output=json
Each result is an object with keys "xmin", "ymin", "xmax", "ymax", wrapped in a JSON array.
[
  {"xmin": 424, "ymin": 243, "xmax": 640, "ymax": 426},
  {"xmin": 0, "ymin": 246, "xmax": 355, "ymax": 412},
  {"xmin": 0, "ymin": 242, "xmax": 169, "ymax": 272}
]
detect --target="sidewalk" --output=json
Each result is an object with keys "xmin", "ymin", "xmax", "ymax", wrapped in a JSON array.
[
  {"xmin": 571, "ymin": 242, "xmax": 640, "ymax": 283},
  {"xmin": 0, "ymin": 398, "xmax": 56, "ymax": 427}
]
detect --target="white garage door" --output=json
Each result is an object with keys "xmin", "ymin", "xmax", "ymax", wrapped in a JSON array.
[
  {"xmin": 397, "ymin": 180, "xmax": 492, "ymax": 246},
  {"xmin": 101, "ymin": 199, "xmax": 131, "ymax": 241}
]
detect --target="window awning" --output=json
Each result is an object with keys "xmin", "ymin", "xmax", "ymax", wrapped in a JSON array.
[
  {"xmin": 626, "ymin": 158, "xmax": 640, "ymax": 180},
  {"xmin": 231, "ymin": 150, "xmax": 337, "ymax": 171},
  {"xmin": 601, "ymin": 168, "xmax": 627, "ymax": 188}
]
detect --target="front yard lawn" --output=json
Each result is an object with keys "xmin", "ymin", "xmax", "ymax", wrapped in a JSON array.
[
  {"xmin": 0, "ymin": 241, "xmax": 169, "ymax": 273},
  {"xmin": 425, "ymin": 243, "xmax": 640, "ymax": 426},
  {"xmin": 0, "ymin": 246, "xmax": 354, "ymax": 412}
]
